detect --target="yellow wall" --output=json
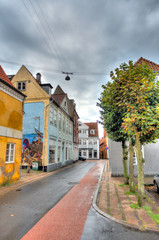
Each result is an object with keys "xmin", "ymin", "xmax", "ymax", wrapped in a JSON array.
[
  {"xmin": 0, "ymin": 90, "xmax": 23, "ymax": 185},
  {"xmin": 0, "ymin": 91, "xmax": 23, "ymax": 130},
  {"xmin": 0, "ymin": 137, "xmax": 22, "ymax": 184}
]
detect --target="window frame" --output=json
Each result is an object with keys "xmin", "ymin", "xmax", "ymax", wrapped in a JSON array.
[
  {"xmin": 5, "ymin": 143, "xmax": 15, "ymax": 163},
  {"xmin": 17, "ymin": 81, "xmax": 26, "ymax": 91}
]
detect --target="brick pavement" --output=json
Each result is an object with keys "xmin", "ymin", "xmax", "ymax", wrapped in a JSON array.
[{"xmin": 97, "ymin": 160, "xmax": 159, "ymax": 232}]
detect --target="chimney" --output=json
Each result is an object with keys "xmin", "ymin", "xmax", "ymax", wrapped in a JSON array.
[{"xmin": 36, "ymin": 73, "xmax": 41, "ymax": 84}]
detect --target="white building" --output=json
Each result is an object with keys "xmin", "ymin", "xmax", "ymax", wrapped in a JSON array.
[{"xmin": 78, "ymin": 121, "xmax": 99, "ymax": 159}]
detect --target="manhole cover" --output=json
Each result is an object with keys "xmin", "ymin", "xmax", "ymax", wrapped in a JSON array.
[{"xmin": 68, "ymin": 182, "xmax": 79, "ymax": 185}]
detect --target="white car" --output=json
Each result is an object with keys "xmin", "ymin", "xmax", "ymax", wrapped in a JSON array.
[{"xmin": 153, "ymin": 174, "xmax": 159, "ymax": 193}]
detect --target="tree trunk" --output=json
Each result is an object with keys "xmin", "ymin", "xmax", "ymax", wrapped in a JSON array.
[
  {"xmin": 135, "ymin": 132, "xmax": 145, "ymax": 207},
  {"xmin": 129, "ymin": 138, "xmax": 135, "ymax": 192},
  {"xmin": 122, "ymin": 140, "xmax": 129, "ymax": 184}
]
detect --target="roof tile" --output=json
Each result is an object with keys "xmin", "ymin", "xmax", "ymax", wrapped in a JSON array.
[
  {"xmin": 0, "ymin": 65, "xmax": 14, "ymax": 87},
  {"xmin": 135, "ymin": 57, "xmax": 159, "ymax": 71},
  {"xmin": 85, "ymin": 122, "xmax": 99, "ymax": 137}
]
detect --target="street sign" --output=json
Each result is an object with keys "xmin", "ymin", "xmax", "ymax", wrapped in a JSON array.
[{"xmin": 23, "ymin": 139, "xmax": 29, "ymax": 149}]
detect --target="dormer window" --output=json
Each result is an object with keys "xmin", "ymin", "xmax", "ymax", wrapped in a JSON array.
[
  {"xmin": 17, "ymin": 81, "xmax": 26, "ymax": 91},
  {"xmin": 90, "ymin": 129, "xmax": 95, "ymax": 135}
]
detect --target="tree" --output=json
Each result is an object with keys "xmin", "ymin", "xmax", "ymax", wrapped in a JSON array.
[
  {"xmin": 98, "ymin": 81, "xmax": 129, "ymax": 184},
  {"xmin": 111, "ymin": 61, "xmax": 159, "ymax": 206}
]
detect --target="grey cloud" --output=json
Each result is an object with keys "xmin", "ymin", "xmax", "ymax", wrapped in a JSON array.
[{"xmin": 1, "ymin": 0, "xmax": 159, "ymax": 134}]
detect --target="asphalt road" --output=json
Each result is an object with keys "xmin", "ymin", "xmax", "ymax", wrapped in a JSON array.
[
  {"xmin": 0, "ymin": 161, "xmax": 96, "ymax": 240},
  {"xmin": 81, "ymin": 207, "xmax": 159, "ymax": 240}
]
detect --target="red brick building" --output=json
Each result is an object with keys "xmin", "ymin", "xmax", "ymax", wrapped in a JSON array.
[{"xmin": 99, "ymin": 129, "xmax": 108, "ymax": 159}]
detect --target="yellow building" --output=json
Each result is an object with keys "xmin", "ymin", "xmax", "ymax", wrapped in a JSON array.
[
  {"xmin": 0, "ymin": 66, "xmax": 25, "ymax": 185},
  {"xmin": 11, "ymin": 65, "xmax": 52, "ymax": 170}
]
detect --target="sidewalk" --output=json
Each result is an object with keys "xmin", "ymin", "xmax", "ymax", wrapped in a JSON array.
[{"xmin": 96, "ymin": 160, "xmax": 159, "ymax": 232}]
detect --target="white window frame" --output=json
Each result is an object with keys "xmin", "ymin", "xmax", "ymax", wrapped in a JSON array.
[
  {"xmin": 17, "ymin": 81, "xmax": 26, "ymax": 91},
  {"xmin": 5, "ymin": 143, "xmax": 15, "ymax": 163},
  {"xmin": 83, "ymin": 139, "xmax": 86, "ymax": 145},
  {"xmin": 83, "ymin": 151, "xmax": 86, "ymax": 156},
  {"xmin": 90, "ymin": 129, "xmax": 95, "ymax": 135}
]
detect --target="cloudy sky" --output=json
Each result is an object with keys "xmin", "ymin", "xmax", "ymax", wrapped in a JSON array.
[{"xmin": 1, "ymin": 0, "xmax": 159, "ymax": 137}]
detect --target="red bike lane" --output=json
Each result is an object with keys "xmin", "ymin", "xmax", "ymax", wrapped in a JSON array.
[{"xmin": 21, "ymin": 161, "xmax": 103, "ymax": 240}]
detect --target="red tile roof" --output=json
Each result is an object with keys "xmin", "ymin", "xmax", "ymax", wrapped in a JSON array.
[
  {"xmin": 85, "ymin": 122, "xmax": 99, "ymax": 137},
  {"xmin": 135, "ymin": 57, "xmax": 159, "ymax": 71},
  {"xmin": 0, "ymin": 65, "xmax": 14, "ymax": 87}
]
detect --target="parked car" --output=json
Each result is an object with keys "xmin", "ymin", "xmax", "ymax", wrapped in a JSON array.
[
  {"xmin": 153, "ymin": 174, "xmax": 159, "ymax": 193},
  {"xmin": 78, "ymin": 156, "xmax": 86, "ymax": 161}
]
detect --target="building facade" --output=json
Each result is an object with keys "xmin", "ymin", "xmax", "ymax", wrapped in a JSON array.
[
  {"xmin": 78, "ymin": 121, "xmax": 99, "ymax": 159},
  {"xmin": 12, "ymin": 66, "xmax": 78, "ymax": 171},
  {"xmin": 0, "ymin": 66, "xmax": 25, "ymax": 184}
]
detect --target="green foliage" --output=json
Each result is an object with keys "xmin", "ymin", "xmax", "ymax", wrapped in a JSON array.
[
  {"xmin": 119, "ymin": 183, "xmax": 126, "ymax": 187},
  {"xmin": 125, "ymin": 191, "xmax": 137, "ymax": 195},
  {"xmin": 98, "ymin": 59, "xmax": 159, "ymax": 206},
  {"xmin": 0, "ymin": 177, "xmax": 11, "ymax": 187},
  {"xmin": 130, "ymin": 203, "xmax": 140, "ymax": 209},
  {"xmin": 97, "ymin": 81, "xmax": 128, "ymax": 142},
  {"xmin": 143, "ymin": 205, "xmax": 159, "ymax": 224}
]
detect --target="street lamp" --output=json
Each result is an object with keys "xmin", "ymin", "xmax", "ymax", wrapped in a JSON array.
[{"xmin": 62, "ymin": 72, "xmax": 73, "ymax": 81}]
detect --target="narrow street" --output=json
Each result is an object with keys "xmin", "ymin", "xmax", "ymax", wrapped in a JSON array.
[
  {"xmin": 0, "ymin": 161, "xmax": 97, "ymax": 240},
  {"xmin": 1, "ymin": 161, "xmax": 159, "ymax": 240}
]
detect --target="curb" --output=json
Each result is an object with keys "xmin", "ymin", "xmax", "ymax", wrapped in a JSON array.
[
  {"xmin": 92, "ymin": 162, "xmax": 159, "ymax": 233},
  {"xmin": 0, "ymin": 171, "xmax": 54, "ymax": 196},
  {"xmin": 0, "ymin": 161, "xmax": 81, "ymax": 196}
]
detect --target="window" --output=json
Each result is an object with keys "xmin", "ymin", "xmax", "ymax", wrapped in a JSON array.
[
  {"xmin": 79, "ymin": 130, "xmax": 81, "ymax": 133},
  {"xmin": 58, "ymin": 145, "xmax": 61, "ymax": 162},
  {"xmin": 49, "ymin": 149, "xmax": 55, "ymax": 163},
  {"xmin": 66, "ymin": 120, "xmax": 68, "ymax": 134},
  {"xmin": 5, "ymin": 143, "xmax": 15, "ymax": 163},
  {"xmin": 83, "ymin": 151, "xmax": 86, "ymax": 156},
  {"xmin": 89, "ymin": 140, "xmax": 92, "ymax": 145},
  {"xmin": 49, "ymin": 140, "xmax": 56, "ymax": 164},
  {"xmin": 94, "ymin": 140, "xmax": 97, "ymax": 145},
  {"xmin": 79, "ymin": 139, "xmax": 81, "ymax": 145},
  {"xmin": 63, "ymin": 116, "xmax": 65, "ymax": 133},
  {"xmin": 94, "ymin": 150, "xmax": 97, "ymax": 158},
  {"xmin": 89, "ymin": 149, "xmax": 92, "ymax": 158},
  {"xmin": 50, "ymin": 106, "xmax": 53, "ymax": 124},
  {"xmin": 69, "ymin": 122, "xmax": 71, "ymax": 135},
  {"xmin": 54, "ymin": 109, "xmax": 57, "ymax": 126},
  {"xmin": 90, "ymin": 129, "xmax": 95, "ymax": 135},
  {"xmin": 83, "ymin": 130, "xmax": 86, "ymax": 134},
  {"xmin": 59, "ymin": 114, "xmax": 62, "ymax": 130},
  {"xmin": 83, "ymin": 139, "xmax": 86, "ymax": 145},
  {"xmin": 17, "ymin": 81, "xmax": 26, "ymax": 91}
]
